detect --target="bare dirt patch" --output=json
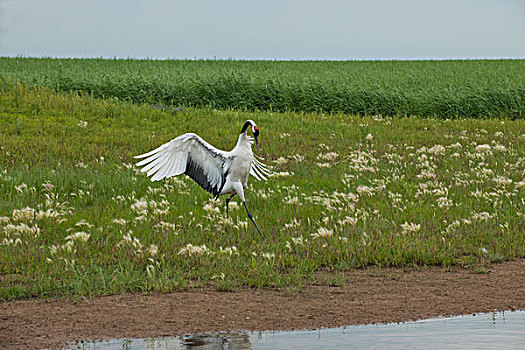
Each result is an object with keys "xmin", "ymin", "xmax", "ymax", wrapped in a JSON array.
[{"xmin": 2, "ymin": 259, "xmax": 525, "ymax": 349}]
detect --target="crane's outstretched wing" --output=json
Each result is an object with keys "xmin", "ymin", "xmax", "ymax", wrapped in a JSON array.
[
  {"xmin": 135, "ymin": 133, "xmax": 230, "ymax": 196},
  {"xmin": 246, "ymin": 136, "xmax": 270, "ymax": 181},
  {"xmin": 250, "ymin": 155, "xmax": 270, "ymax": 181}
]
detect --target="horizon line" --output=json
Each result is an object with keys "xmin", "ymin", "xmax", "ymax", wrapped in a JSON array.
[{"xmin": 1, "ymin": 54, "xmax": 524, "ymax": 62}]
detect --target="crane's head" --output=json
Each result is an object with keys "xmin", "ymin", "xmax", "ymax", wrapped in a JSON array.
[{"xmin": 242, "ymin": 119, "xmax": 259, "ymax": 150}]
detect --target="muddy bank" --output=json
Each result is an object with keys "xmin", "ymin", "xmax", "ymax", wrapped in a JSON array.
[{"xmin": 1, "ymin": 259, "xmax": 525, "ymax": 349}]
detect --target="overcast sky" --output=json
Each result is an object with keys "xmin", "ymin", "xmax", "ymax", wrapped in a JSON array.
[{"xmin": 0, "ymin": 0, "xmax": 523, "ymax": 60}]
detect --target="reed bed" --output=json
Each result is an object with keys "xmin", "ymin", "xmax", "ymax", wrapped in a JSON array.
[{"xmin": 1, "ymin": 57, "xmax": 523, "ymax": 118}]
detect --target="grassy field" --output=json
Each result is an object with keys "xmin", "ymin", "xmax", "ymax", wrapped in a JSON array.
[
  {"xmin": 1, "ymin": 82, "xmax": 525, "ymax": 301},
  {"xmin": 1, "ymin": 57, "xmax": 524, "ymax": 118}
]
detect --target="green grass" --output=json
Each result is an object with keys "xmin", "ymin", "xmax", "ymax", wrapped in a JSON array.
[
  {"xmin": 0, "ymin": 57, "xmax": 524, "ymax": 118},
  {"xmin": 1, "ymin": 83, "xmax": 525, "ymax": 301}
]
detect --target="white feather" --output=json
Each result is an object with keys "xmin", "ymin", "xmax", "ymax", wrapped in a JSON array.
[{"xmin": 135, "ymin": 133, "xmax": 231, "ymax": 195}]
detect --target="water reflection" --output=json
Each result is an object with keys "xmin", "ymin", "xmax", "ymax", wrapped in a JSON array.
[
  {"xmin": 72, "ymin": 310, "xmax": 525, "ymax": 350},
  {"xmin": 183, "ymin": 333, "xmax": 252, "ymax": 349},
  {"xmin": 72, "ymin": 333, "xmax": 253, "ymax": 350}
]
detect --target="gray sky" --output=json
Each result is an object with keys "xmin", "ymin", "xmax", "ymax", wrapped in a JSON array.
[{"xmin": 0, "ymin": 0, "xmax": 524, "ymax": 60}]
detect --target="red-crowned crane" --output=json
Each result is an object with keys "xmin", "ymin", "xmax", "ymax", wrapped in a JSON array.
[{"xmin": 134, "ymin": 120, "xmax": 269, "ymax": 235}]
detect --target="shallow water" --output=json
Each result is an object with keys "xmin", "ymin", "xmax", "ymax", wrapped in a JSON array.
[{"xmin": 71, "ymin": 310, "xmax": 525, "ymax": 350}]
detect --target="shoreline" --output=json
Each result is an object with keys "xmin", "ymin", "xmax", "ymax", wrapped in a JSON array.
[{"xmin": 2, "ymin": 259, "xmax": 525, "ymax": 349}]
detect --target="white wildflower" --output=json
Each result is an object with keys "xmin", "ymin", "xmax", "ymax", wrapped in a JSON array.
[
  {"xmin": 113, "ymin": 218, "xmax": 128, "ymax": 226},
  {"xmin": 237, "ymin": 220, "xmax": 248, "ymax": 230},
  {"xmin": 154, "ymin": 221, "xmax": 177, "ymax": 232},
  {"xmin": 291, "ymin": 154, "xmax": 305, "ymax": 162},
  {"xmin": 475, "ymin": 144, "xmax": 492, "ymax": 153},
  {"xmin": 482, "ymin": 168, "xmax": 493, "ymax": 176},
  {"xmin": 228, "ymin": 201, "xmax": 239, "ymax": 211},
  {"xmin": 318, "ymin": 143, "xmax": 331, "ymax": 151},
  {"xmin": 42, "ymin": 182, "xmax": 55, "ymax": 192},
  {"xmin": 270, "ymin": 171, "xmax": 292, "ymax": 177},
  {"xmin": 12, "ymin": 207, "xmax": 35, "ymax": 222},
  {"xmin": 36, "ymin": 209, "xmax": 60, "ymax": 221},
  {"xmin": 15, "ymin": 183, "xmax": 28, "ymax": 193},
  {"xmin": 203, "ymin": 203, "xmax": 220, "ymax": 214},
  {"xmin": 428, "ymin": 144, "xmax": 446, "ymax": 155},
  {"xmin": 285, "ymin": 196, "xmax": 301, "ymax": 205},
  {"xmin": 493, "ymin": 176, "xmax": 512, "ymax": 186},
  {"xmin": 274, "ymin": 157, "xmax": 288, "ymax": 166},
  {"xmin": 311, "ymin": 227, "xmax": 333, "ymax": 239},
  {"xmin": 153, "ymin": 207, "xmax": 170, "ymax": 216},
  {"xmin": 284, "ymin": 218, "xmax": 301, "ymax": 230},
  {"xmin": 131, "ymin": 199, "xmax": 148, "ymax": 214},
  {"xmin": 218, "ymin": 246, "xmax": 238, "ymax": 256},
  {"xmin": 515, "ymin": 180, "xmax": 525, "ymax": 189},
  {"xmin": 494, "ymin": 145, "xmax": 507, "ymax": 153},
  {"xmin": 400, "ymin": 222, "xmax": 421, "ymax": 235},
  {"xmin": 1, "ymin": 237, "xmax": 22, "ymax": 246},
  {"xmin": 75, "ymin": 219, "xmax": 94, "ymax": 228},
  {"xmin": 356, "ymin": 185, "xmax": 374, "ymax": 196},
  {"xmin": 291, "ymin": 236, "xmax": 304, "ymax": 245},
  {"xmin": 317, "ymin": 152, "xmax": 339, "ymax": 162},
  {"xmin": 436, "ymin": 196, "xmax": 453, "ymax": 209},
  {"xmin": 262, "ymin": 252, "xmax": 275, "ymax": 260},
  {"xmin": 338, "ymin": 216, "xmax": 357, "ymax": 226},
  {"xmin": 118, "ymin": 232, "xmax": 143, "ymax": 251},
  {"xmin": 133, "ymin": 215, "xmax": 147, "ymax": 223},
  {"xmin": 49, "ymin": 240, "xmax": 75, "ymax": 255},
  {"xmin": 147, "ymin": 244, "xmax": 158, "ymax": 256},
  {"xmin": 472, "ymin": 212, "xmax": 493, "ymax": 221},
  {"xmin": 4, "ymin": 223, "xmax": 40, "ymax": 237},
  {"xmin": 417, "ymin": 170, "xmax": 436, "ymax": 180},
  {"xmin": 178, "ymin": 243, "xmax": 208, "ymax": 257},
  {"xmin": 65, "ymin": 231, "xmax": 91, "ymax": 243}
]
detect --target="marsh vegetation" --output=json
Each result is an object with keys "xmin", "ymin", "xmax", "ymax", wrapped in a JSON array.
[{"xmin": 2, "ymin": 79, "xmax": 525, "ymax": 300}]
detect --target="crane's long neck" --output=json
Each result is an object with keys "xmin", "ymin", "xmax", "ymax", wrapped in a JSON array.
[
  {"xmin": 234, "ymin": 131, "xmax": 250, "ymax": 150},
  {"xmin": 240, "ymin": 121, "xmax": 252, "ymax": 134},
  {"xmin": 233, "ymin": 121, "xmax": 253, "ymax": 151}
]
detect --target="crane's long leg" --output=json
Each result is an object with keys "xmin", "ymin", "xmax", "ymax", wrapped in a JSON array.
[
  {"xmin": 232, "ymin": 182, "xmax": 262, "ymax": 236},
  {"xmin": 243, "ymin": 201, "xmax": 262, "ymax": 236},
  {"xmin": 225, "ymin": 193, "xmax": 235, "ymax": 218}
]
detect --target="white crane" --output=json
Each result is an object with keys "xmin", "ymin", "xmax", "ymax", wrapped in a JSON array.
[{"xmin": 134, "ymin": 120, "xmax": 269, "ymax": 234}]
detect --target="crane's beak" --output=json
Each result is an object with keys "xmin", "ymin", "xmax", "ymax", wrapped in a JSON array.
[{"xmin": 253, "ymin": 126, "xmax": 260, "ymax": 151}]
